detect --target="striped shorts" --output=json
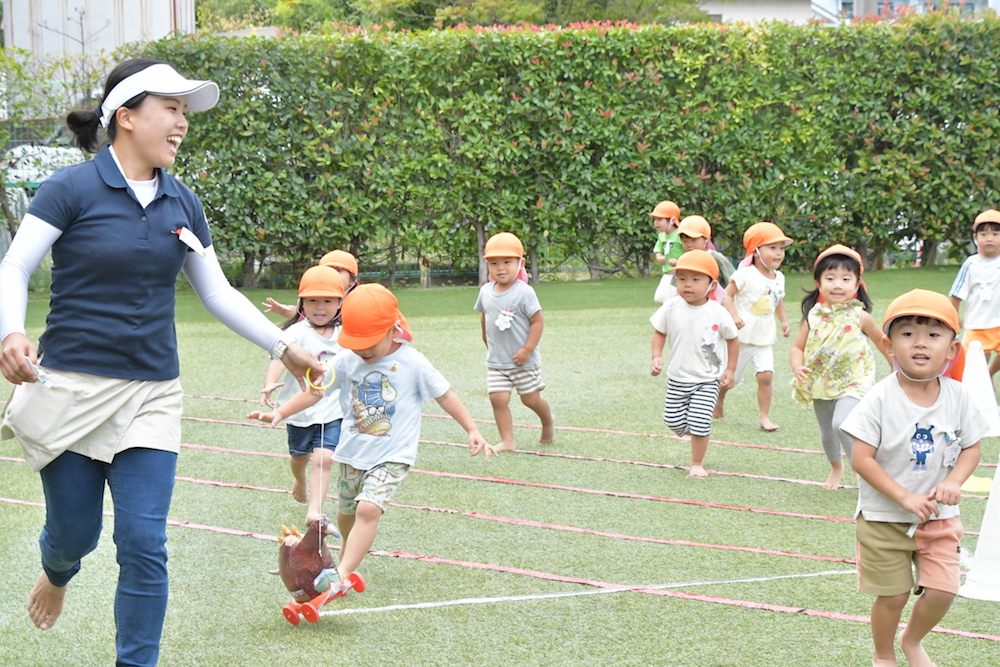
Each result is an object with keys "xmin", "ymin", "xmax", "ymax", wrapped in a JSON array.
[
  {"xmin": 663, "ymin": 379, "xmax": 720, "ymax": 437},
  {"xmin": 487, "ymin": 366, "xmax": 546, "ymax": 395}
]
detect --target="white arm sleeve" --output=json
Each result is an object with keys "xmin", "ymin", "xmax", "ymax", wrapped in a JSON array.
[
  {"xmin": 182, "ymin": 245, "xmax": 288, "ymax": 356},
  {"xmin": 0, "ymin": 214, "xmax": 62, "ymax": 342}
]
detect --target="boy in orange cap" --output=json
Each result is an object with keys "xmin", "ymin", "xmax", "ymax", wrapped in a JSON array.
[
  {"xmin": 672, "ymin": 215, "xmax": 738, "ymax": 320},
  {"xmin": 249, "ymin": 283, "xmax": 495, "ymax": 591},
  {"xmin": 650, "ymin": 250, "xmax": 740, "ymax": 477},
  {"xmin": 949, "ymin": 208, "xmax": 1000, "ymax": 380},
  {"xmin": 475, "ymin": 232, "xmax": 555, "ymax": 451},
  {"xmin": 262, "ymin": 249, "xmax": 360, "ymax": 321},
  {"xmin": 841, "ymin": 289, "xmax": 985, "ymax": 667},
  {"xmin": 650, "ymin": 200, "xmax": 682, "ymax": 303},
  {"xmin": 716, "ymin": 222, "xmax": 793, "ymax": 430}
]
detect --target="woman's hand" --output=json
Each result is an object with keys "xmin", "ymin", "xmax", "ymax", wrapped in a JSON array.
[{"xmin": 0, "ymin": 333, "xmax": 38, "ymax": 384}]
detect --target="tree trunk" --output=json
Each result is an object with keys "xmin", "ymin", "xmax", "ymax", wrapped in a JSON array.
[
  {"xmin": 529, "ymin": 246, "xmax": 539, "ymax": 283},
  {"xmin": 920, "ymin": 239, "xmax": 938, "ymax": 267},
  {"xmin": 388, "ymin": 237, "xmax": 397, "ymax": 288},
  {"xmin": 0, "ymin": 181, "xmax": 18, "ymax": 238},
  {"xmin": 475, "ymin": 219, "xmax": 488, "ymax": 284},
  {"xmin": 586, "ymin": 254, "xmax": 602, "ymax": 280},
  {"xmin": 241, "ymin": 250, "xmax": 259, "ymax": 288}
]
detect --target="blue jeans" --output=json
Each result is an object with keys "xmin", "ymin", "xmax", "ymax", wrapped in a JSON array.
[{"xmin": 39, "ymin": 448, "xmax": 177, "ymax": 667}]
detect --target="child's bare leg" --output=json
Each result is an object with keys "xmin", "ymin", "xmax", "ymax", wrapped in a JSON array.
[
  {"xmin": 27, "ymin": 572, "xmax": 66, "ymax": 630},
  {"xmin": 824, "ymin": 460, "xmax": 845, "ymax": 490},
  {"xmin": 899, "ymin": 588, "xmax": 954, "ymax": 667},
  {"xmin": 336, "ymin": 510, "xmax": 355, "ymax": 556},
  {"xmin": 306, "ymin": 449, "xmax": 335, "ymax": 525},
  {"xmin": 871, "ymin": 592, "xmax": 908, "ymax": 666},
  {"xmin": 520, "ymin": 391, "xmax": 554, "ymax": 444},
  {"xmin": 688, "ymin": 434, "xmax": 709, "ymax": 478},
  {"xmin": 714, "ymin": 387, "xmax": 727, "ymax": 419},
  {"xmin": 756, "ymin": 371, "xmax": 778, "ymax": 431},
  {"xmin": 336, "ymin": 501, "xmax": 382, "ymax": 579},
  {"xmin": 290, "ymin": 454, "xmax": 309, "ymax": 503},
  {"xmin": 490, "ymin": 391, "xmax": 517, "ymax": 451}
]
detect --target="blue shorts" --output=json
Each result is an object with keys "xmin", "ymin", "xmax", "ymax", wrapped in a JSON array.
[{"xmin": 286, "ymin": 419, "xmax": 342, "ymax": 457}]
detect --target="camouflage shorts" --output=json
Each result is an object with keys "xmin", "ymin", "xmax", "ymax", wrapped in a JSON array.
[{"xmin": 338, "ymin": 461, "xmax": 410, "ymax": 514}]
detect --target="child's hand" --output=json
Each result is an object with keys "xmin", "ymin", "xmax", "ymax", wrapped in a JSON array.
[
  {"xmin": 513, "ymin": 347, "xmax": 530, "ymax": 366},
  {"xmin": 260, "ymin": 382, "xmax": 285, "ymax": 407},
  {"xmin": 651, "ymin": 356, "xmax": 663, "ymax": 376},
  {"xmin": 668, "ymin": 258, "xmax": 678, "ymax": 266},
  {"xmin": 792, "ymin": 364, "xmax": 811, "ymax": 383},
  {"xmin": 781, "ymin": 321, "xmax": 791, "ymax": 337},
  {"xmin": 468, "ymin": 429, "xmax": 497, "ymax": 461},
  {"xmin": 261, "ymin": 297, "xmax": 295, "ymax": 319},
  {"xmin": 930, "ymin": 479, "xmax": 962, "ymax": 506},
  {"xmin": 733, "ymin": 316, "xmax": 744, "ymax": 329},
  {"xmin": 655, "ymin": 253, "xmax": 667, "ymax": 265},
  {"xmin": 247, "ymin": 410, "xmax": 284, "ymax": 427},
  {"xmin": 900, "ymin": 492, "xmax": 939, "ymax": 523},
  {"xmin": 719, "ymin": 369, "xmax": 735, "ymax": 389}
]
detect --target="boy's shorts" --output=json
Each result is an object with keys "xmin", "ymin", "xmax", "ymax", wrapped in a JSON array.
[
  {"xmin": 487, "ymin": 366, "xmax": 546, "ymax": 396},
  {"xmin": 287, "ymin": 419, "xmax": 342, "ymax": 457},
  {"xmin": 963, "ymin": 326, "xmax": 1000, "ymax": 354},
  {"xmin": 732, "ymin": 344, "xmax": 774, "ymax": 387},
  {"xmin": 654, "ymin": 274, "xmax": 677, "ymax": 304},
  {"xmin": 855, "ymin": 515, "xmax": 964, "ymax": 596},
  {"xmin": 338, "ymin": 461, "xmax": 409, "ymax": 514}
]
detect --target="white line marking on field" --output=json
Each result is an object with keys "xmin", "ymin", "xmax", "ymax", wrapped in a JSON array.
[{"xmin": 318, "ymin": 568, "xmax": 854, "ymax": 617}]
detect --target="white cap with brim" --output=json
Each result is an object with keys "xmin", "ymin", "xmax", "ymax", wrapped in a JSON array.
[{"xmin": 99, "ymin": 63, "xmax": 219, "ymax": 129}]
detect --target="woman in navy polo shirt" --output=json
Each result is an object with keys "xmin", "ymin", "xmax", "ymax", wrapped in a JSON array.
[{"xmin": 0, "ymin": 58, "xmax": 322, "ymax": 666}]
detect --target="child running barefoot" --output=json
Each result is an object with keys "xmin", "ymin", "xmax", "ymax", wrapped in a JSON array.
[
  {"xmin": 717, "ymin": 222, "xmax": 793, "ymax": 431},
  {"xmin": 650, "ymin": 200, "xmax": 683, "ymax": 304},
  {"xmin": 475, "ymin": 232, "xmax": 555, "ymax": 451},
  {"xmin": 262, "ymin": 249, "xmax": 359, "ymax": 320},
  {"xmin": 260, "ymin": 265, "xmax": 345, "ymax": 525},
  {"xmin": 249, "ymin": 284, "xmax": 495, "ymax": 592},
  {"xmin": 950, "ymin": 208, "xmax": 1000, "ymax": 381},
  {"xmin": 842, "ymin": 290, "xmax": 985, "ymax": 667},
  {"xmin": 790, "ymin": 244, "xmax": 891, "ymax": 490},
  {"xmin": 651, "ymin": 250, "xmax": 739, "ymax": 478}
]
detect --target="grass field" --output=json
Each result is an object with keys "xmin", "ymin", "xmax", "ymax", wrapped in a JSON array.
[{"xmin": 1, "ymin": 266, "xmax": 998, "ymax": 666}]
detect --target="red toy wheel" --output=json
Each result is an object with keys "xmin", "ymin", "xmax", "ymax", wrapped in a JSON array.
[
  {"xmin": 349, "ymin": 572, "xmax": 366, "ymax": 593},
  {"xmin": 301, "ymin": 602, "xmax": 320, "ymax": 623},
  {"xmin": 283, "ymin": 605, "xmax": 301, "ymax": 625}
]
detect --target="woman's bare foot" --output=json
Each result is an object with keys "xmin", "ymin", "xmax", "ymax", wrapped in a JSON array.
[
  {"xmin": 291, "ymin": 478, "xmax": 307, "ymax": 503},
  {"xmin": 759, "ymin": 417, "xmax": 779, "ymax": 431},
  {"xmin": 687, "ymin": 464, "xmax": 708, "ymax": 478},
  {"xmin": 28, "ymin": 572, "xmax": 66, "ymax": 630},
  {"xmin": 539, "ymin": 424, "xmax": 555, "ymax": 445},
  {"xmin": 899, "ymin": 629, "xmax": 937, "ymax": 667},
  {"xmin": 823, "ymin": 464, "xmax": 845, "ymax": 490},
  {"xmin": 495, "ymin": 441, "xmax": 517, "ymax": 452}
]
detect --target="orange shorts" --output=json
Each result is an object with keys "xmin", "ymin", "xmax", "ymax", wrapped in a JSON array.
[
  {"xmin": 856, "ymin": 516, "xmax": 964, "ymax": 596},
  {"xmin": 963, "ymin": 326, "xmax": 1000, "ymax": 354}
]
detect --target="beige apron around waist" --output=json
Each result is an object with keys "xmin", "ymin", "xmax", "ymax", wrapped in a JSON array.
[{"xmin": 1, "ymin": 367, "xmax": 182, "ymax": 472}]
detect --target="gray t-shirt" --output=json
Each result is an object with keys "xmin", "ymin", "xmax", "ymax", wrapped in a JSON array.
[
  {"xmin": 841, "ymin": 374, "xmax": 989, "ymax": 523},
  {"xmin": 474, "ymin": 280, "xmax": 542, "ymax": 369}
]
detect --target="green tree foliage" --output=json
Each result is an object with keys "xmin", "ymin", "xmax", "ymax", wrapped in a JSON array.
[
  {"xmin": 145, "ymin": 15, "xmax": 1000, "ymax": 285},
  {"xmin": 196, "ymin": 0, "xmax": 276, "ymax": 31}
]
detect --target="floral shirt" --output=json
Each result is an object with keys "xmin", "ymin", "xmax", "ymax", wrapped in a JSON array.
[{"xmin": 792, "ymin": 299, "xmax": 875, "ymax": 405}]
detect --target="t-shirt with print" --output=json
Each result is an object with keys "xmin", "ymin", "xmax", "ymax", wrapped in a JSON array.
[
  {"xmin": 275, "ymin": 319, "xmax": 344, "ymax": 427},
  {"xmin": 650, "ymin": 297, "xmax": 739, "ymax": 383},
  {"xmin": 949, "ymin": 253, "xmax": 1000, "ymax": 329},
  {"xmin": 474, "ymin": 279, "xmax": 542, "ymax": 369},
  {"xmin": 328, "ymin": 344, "xmax": 450, "ymax": 471},
  {"xmin": 653, "ymin": 230, "xmax": 684, "ymax": 273},
  {"xmin": 730, "ymin": 265, "xmax": 785, "ymax": 346},
  {"xmin": 841, "ymin": 374, "xmax": 988, "ymax": 523}
]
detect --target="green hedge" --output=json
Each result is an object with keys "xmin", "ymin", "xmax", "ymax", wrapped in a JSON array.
[{"xmin": 144, "ymin": 15, "xmax": 1000, "ymax": 283}]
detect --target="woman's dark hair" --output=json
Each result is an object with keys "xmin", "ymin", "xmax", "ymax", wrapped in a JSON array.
[
  {"xmin": 800, "ymin": 252, "xmax": 872, "ymax": 319},
  {"xmin": 65, "ymin": 58, "xmax": 164, "ymax": 153}
]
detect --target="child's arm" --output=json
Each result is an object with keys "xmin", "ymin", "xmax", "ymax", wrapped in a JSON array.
[
  {"xmin": 860, "ymin": 311, "xmax": 893, "ymax": 367},
  {"xmin": 931, "ymin": 442, "xmax": 981, "ymax": 506},
  {"xmin": 434, "ymin": 390, "xmax": 497, "ymax": 460},
  {"xmin": 651, "ymin": 329, "xmax": 667, "ymax": 376},
  {"xmin": 720, "ymin": 335, "xmax": 739, "ymax": 388},
  {"xmin": 247, "ymin": 389, "xmax": 323, "ymax": 426},
  {"xmin": 789, "ymin": 319, "xmax": 810, "ymax": 383},
  {"xmin": 513, "ymin": 310, "xmax": 543, "ymax": 366},
  {"xmin": 654, "ymin": 252, "xmax": 667, "ymax": 265},
  {"xmin": 260, "ymin": 359, "xmax": 286, "ymax": 407},
  {"xmin": 261, "ymin": 297, "xmax": 296, "ymax": 319},
  {"xmin": 775, "ymin": 300, "xmax": 791, "ymax": 337},
  {"xmin": 480, "ymin": 313, "xmax": 488, "ymax": 347},
  {"xmin": 950, "ymin": 295, "xmax": 964, "ymax": 330},
  {"xmin": 720, "ymin": 294, "xmax": 741, "ymax": 327},
  {"xmin": 852, "ymin": 440, "xmax": 941, "ymax": 522},
  {"xmin": 725, "ymin": 281, "xmax": 744, "ymax": 329}
]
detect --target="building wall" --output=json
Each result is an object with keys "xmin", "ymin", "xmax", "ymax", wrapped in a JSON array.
[
  {"xmin": 3, "ymin": 0, "xmax": 196, "ymax": 56},
  {"xmin": 700, "ymin": 0, "xmax": 816, "ymax": 23}
]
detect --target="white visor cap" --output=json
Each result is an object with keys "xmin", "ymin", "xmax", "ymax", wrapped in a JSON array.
[{"xmin": 100, "ymin": 63, "xmax": 219, "ymax": 128}]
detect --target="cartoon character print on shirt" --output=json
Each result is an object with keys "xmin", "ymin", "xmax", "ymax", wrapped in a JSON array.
[
  {"xmin": 351, "ymin": 370, "xmax": 398, "ymax": 436},
  {"xmin": 495, "ymin": 308, "xmax": 515, "ymax": 331},
  {"xmin": 749, "ymin": 286, "xmax": 778, "ymax": 317},
  {"xmin": 701, "ymin": 323, "xmax": 722, "ymax": 370},
  {"xmin": 909, "ymin": 423, "xmax": 936, "ymax": 472}
]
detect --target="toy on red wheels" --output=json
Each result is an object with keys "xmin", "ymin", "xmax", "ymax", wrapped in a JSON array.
[{"xmin": 274, "ymin": 517, "xmax": 365, "ymax": 625}]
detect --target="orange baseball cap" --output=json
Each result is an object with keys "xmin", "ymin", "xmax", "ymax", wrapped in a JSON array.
[
  {"xmin": 973, "ymin": 209, "xmax": 1000, "ymax": 231},
  {"xmin": 882, "ymin": 289, "xmax": 960, "ymax": 335},
  {"xmin": 319, "ymin": 249, "xmax": 359, "ymax": 276},
  {"xmin": 483, "ymin": 232, "xmax": 524, "ymax": 259},
  {"xmin": 670, "ymin": 249, "xmax": 719, "ymax": 280},
  {"xmin": 815, "ymin": 244, "xmax": 864, "ymax": 275},
  {"xmin": 298, "ymin": 265, "xmax": 345, "ymax": 299},
  {"xmin": 649, "ymin": 200, "xmax": 680, "ymax": 219},
  {"xmin": 676, "ymin": 215, "xmax": 712, "ymax": 239},
  {"xmin": 742, "ymin": 222, "xmax": 793, "ymax": 256},
  {"xmin": 338, "ymin": 284, "xmax": 411, "ymax": 350}
]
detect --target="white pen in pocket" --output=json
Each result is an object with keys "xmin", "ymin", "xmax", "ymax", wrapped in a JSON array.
[{"xmin": 24, "ymin": 356, "xmax": 51, "ymax": 387}]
